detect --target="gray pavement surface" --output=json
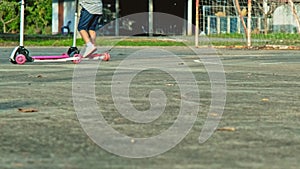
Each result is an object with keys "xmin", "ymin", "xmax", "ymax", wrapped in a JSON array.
[{"xmin": 0, "ymin": 46, "xmax": 300, "ymax": 169}]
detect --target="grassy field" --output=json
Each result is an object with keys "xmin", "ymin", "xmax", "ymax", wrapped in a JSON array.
[
  {"xmin": 0, "ymin": 46, "xmax": 300, "ymax": 169},
  {"xmin": 2, "ymin": 33, "xmax": 300, "ymax": 47},
  {"xmin": 0, "ymin": 35, "xmax": 188, "ymax": 47}
]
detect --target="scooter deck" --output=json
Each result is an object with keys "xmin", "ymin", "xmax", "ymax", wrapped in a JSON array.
[
  {"xmin": 85, "ymin": 52, "xmax": 110, "ymax": 61},
  {"xmin": 32, "ymin": 53, "xmax": 69, "ymax": 60},
  {"xmin": 12, "ymin": 52, "xmax": 110, "ymax": 64},
  {"xmin": 32, "ymin": 52, "xmax": 110, "ymax": 63},
  {"xmin": 33, "ymin": 56, "xmax": 81, "ymax": 63}
]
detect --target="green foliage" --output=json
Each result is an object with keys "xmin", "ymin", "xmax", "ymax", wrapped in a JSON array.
[
  {"xmin": 0, "ymin": 0, "xmax": 52, "ymax": 34},
  {"xmin": 0, "ymin": 1, "xmax": 20, "ymax": 33},
  {"xmin": 25, "ymin": 0, "xmax": 52, "ymax": 34}
]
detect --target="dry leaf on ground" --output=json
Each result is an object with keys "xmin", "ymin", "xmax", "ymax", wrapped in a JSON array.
[
  {"xmin": 18, "ymin": 108, "xmax": 38, "ymax": 113},
  {"xmin": 217, "ymin": 127, "xmax": 236, "ymax": 132}
]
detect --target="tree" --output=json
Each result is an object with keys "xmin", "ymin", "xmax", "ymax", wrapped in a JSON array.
[
  {"xmin": 234, "ymin": 0, "xmax": 249, "ymax": 36},
  {"xmin": 254, "ymin": 0, "xmax": 281, "ymax": 35},
  {"xmin": 288, "ymin": 0, "xmax": 300, "ymax": 33},
  {"xmin": 0, "ymin": 1, "xmax": 20, "ymax": 33},
  {"xmin": 25, "ymin": 0, "xmax": 52, "ymax": 34},
  {"xmin": 0, "ymin": 0, "xmax": 52, "ymax": 34}
]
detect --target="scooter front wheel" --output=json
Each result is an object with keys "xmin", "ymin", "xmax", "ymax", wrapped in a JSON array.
[{"xmin": 15, "ymin": 54, "xmax": 27, "ymax": 65}]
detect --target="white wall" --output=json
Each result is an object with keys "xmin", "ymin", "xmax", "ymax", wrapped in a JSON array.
[
  {"xmin": 273, "ymin": 4, "xmax": 300, "ymax": 33},
  {"xmin": 52, "ymin": 0, "xmax": 59, "ymax": 34},
  {"xmin": 64, "ymin": 1, "xmax": 76, "ymax": 34},
  {"xmin": 52, "ymin": 0, "xmax": 193, "ymax": 35},
  {"xmin": 52, "ymin": 0, "xmax": 76, "ymax": 35}
]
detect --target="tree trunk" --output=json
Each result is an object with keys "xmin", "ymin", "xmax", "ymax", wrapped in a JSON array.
[
  {"xmin": 0, "ymin": 18, "xmax": 7, "ymax": 33},
  {"xmin": 288, "ymin": 0, "xmax": 300, "ymax": 33},
  {"xmin": 264, "ymin": 14, "xmax": 268, "ymax": 35},
  {"xmin": 234, "ymin": 0, "xmax": 248, "ymax": 38}
]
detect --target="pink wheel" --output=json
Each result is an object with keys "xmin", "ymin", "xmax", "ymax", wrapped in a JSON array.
[
  {"xmin": 72, "ymin": 54, "xmax": 82, "ymax": 64},
  {"xmin": 102, "ymin": 53, "xmax": 110, "ymax": 61},
  {"xmin": 15, "ymin": 54, "xmax": 27, "ymax": 65}
]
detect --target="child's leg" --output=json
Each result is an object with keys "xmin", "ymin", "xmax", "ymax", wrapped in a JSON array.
[
  {"xmin": 78, "ymin": 8, "xmax": 97, "ymax": 57},
  {"xmin": 88, "ymin": 15, "xmax": 102, "ymax": 45},
  {"xmin": 89, "ymin": 30, "xmax": 96, "ymax": 45},
  {"xmin": 78, "ymin": 8, "xmax": 93, "ymax": 44},
  {"xmin": 80, "ymin": 30, "xmax": 92, "ymax": 44}
]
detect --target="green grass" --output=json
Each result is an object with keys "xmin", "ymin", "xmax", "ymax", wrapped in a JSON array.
[
  {"xmin": 207, "ymin": 33, "xmax": 300, "ymax": 46},
  {"xmin": 2, "ymin": 33, "xmax": 300, "ymax": 47},
  {"xmin": 0, "ymin": 34, "xmax": 84, "ymax": 47},
  {"xmin": 114, "ymin": 38, "xmax": 185, "ymax": 46},
  {"xmin": 0, "ymin": 36, "xmax": 185, "ymax": 46},
  {"xmin": 208, "ymin": 32, "xmax": 300, "ymax": 39},
  {"xmin": 0, "ymin": 36, "xmax": 185, "ymax": 47},
  {"xmin": 26, "ymin": 39, "xmax": 85, "ymax": 46},
  {"xmin": 208, "ymin": 33, "xmax": 245, "ymax": 39}
]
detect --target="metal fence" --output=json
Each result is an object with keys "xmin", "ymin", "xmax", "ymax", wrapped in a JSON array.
[{"xmin": 195, "ymin": 4, "xmax": 300, "ymax": 47}]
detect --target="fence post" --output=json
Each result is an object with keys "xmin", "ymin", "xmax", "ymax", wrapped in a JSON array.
[
  {"xmin": 227, "ymin": 16, "xmax": 231, "ymax": 33},
  {"xmin": 258, "ymin": 17, "xmax": 261, "ymax": 32},
  {"xmin": 195, "ymin": 0, "xmax": 199, "ymax": 47},
  {"xmin": 217, "ymin": 17, "xmax": 220, "ymax": 34},
  {"xmin": 237, "ymin": 17, "xmax": 241, "ymax": 34},
  {"xmin": 207, "ymin": 16, "xmax": 210, "ymax": 35},
  {"xmin": 247, "ymin": 0, "xmax": 252, "ymax": 47}
]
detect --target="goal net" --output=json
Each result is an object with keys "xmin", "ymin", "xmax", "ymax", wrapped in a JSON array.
[{"xmin": 196, "ymin": 0, "xmax": 300, "ymax": 48}]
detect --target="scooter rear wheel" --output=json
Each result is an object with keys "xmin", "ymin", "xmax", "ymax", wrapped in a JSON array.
[
  {"xmin": 15, "ymin": 54, "xmax": 27, "ymax": 65},
  {"xmin": 102, "ymin": 53, "xmax": 110, "ymax": 61},
  {"xmin": 72, "ymin": 54, "xmax": 82, "ymax": 64}
]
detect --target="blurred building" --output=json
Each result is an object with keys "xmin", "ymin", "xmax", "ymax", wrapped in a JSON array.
[{"xmin": 52, "ymin": 0, "xmax": 195, "ymax": 36}]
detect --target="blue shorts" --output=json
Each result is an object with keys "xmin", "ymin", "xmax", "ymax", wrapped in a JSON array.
[{"xmin": 78, "ymin": 8, "xmax": 102, "ymax": 31}]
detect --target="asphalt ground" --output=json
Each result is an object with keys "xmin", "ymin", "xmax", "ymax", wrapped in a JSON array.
[{"xmin": 0, "ymin": 46, "xmax": 300, "ymax": 169}]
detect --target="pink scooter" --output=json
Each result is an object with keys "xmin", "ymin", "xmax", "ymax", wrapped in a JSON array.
[{"xmin": 9, "ymin": 0, "xmax": 110, "ymax": 65}]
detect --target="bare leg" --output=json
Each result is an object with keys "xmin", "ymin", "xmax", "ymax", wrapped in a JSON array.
[
  {"xmin": 79, "ymin": 30, "xmax": 97, "ymax": 57},
  {"xmin": 89, "ymin": 30, "xmax": 97, "ymax": 45},
  {"xmin": 79, "ymin": 30, "xmax": 92, "ymax": 44}
]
